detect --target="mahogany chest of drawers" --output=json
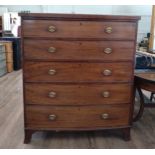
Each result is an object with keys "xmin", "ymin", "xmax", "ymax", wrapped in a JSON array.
[{"xmin": 20, "ymin": 13, "xmax": 140, "ymax": 143}]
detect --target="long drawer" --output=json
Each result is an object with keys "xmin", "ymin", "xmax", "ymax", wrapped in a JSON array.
[
  {"xmin": 24, "ymin": 40, "xmax": 135, "ymax": 61},
  {"xmin": 25, "ymin": 83, "xmax": 132, "ymax": 105},
  {"xmin": 25, "ymin": 104, "xmax": 130, "ymax": 129},
  {"xmin": 24, "ymin": 62, "xmax": 133, "ymax": 83},
  {"xmin": 23, "ymin": 20, "xmax": 136, "ymax": 40}
]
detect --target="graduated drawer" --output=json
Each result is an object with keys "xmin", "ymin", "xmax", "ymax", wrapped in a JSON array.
[
  {"xmin": 25, "ymin": 105, "xmax": 130, "ymax": 129},
  {"xmin": 23, "ymin": 20, "xmax": 136, "ymax": 40},
  {"xmin": 24, "ymin": 40, "xmax": 135, "ymax": 61},
  {"xmin": 25, "ymin": 83, "xmax": 132, "ymax": 105},
  {"xmin": 24, "ymin": 62, "xmax": 133, "ymax": 83}
]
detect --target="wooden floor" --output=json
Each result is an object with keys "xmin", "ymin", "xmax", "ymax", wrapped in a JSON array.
[{"xmin": 0, "ymin": 70, "xmax": 155, "ymax": 149}]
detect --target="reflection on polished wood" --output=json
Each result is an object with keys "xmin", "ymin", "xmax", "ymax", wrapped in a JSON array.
[
  {"xmin": 135, "ymin": 72, "xmax": 155, "ymax": 82},
  {"xmin": 134, "ymin": 71, "xmax": 155, "ymax": 122}
]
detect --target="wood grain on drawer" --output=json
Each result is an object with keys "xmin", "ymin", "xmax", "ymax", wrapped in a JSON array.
[
  {"xmin": 25, "ymin": 83, "xmax": 132, "ymax": 105},
  {"xmin": 23, "ymin": 20, "xmax": 136, "ymax": 40},
  {"xmin": 24, "ymin": 40, "xmax": 135, "ymax": 61},
  {"xmin": 24, "ymin": 62, "xmax": 133, "ymax": 83},
  {"xmin": 25, "ymin": 105, "xmax": 130, "ymax": 129}
]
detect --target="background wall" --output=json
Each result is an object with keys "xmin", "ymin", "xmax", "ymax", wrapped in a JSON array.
[{"xmin": 0, "ymin": 5, "xmax": 153, "ymax": 42}]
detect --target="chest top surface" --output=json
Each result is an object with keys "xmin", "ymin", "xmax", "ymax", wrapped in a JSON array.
[{"xmin": 19, "ymin": 13, "xmax": 140, "ymax": 21}]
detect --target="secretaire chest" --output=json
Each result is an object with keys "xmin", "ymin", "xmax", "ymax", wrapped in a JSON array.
[{"xmin": 20, "ymin": 13, "xmax": 140, "ymax": 143}]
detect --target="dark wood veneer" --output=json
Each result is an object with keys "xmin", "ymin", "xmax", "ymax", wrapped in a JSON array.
[
  {"xmin": 25, "ymin": 83, "xmax": 132, "ymax": 105},
  {"xmin": 25, "ymin": 104, "xmax": 130, "ymax": 129},
  {"xmin": 24, "ymin": 62, "xmax": 133, "ymax": 83},
  {"xmin": 23, "ymin": 20, "xmax": 136, "ymax": 40},
  {"xmin": 19, "ymin": 13, "xmax": 140, "ymax": 21},
  {"xmin": 24, "ymin": 40, "xmax": 135, "ymax": 61}
]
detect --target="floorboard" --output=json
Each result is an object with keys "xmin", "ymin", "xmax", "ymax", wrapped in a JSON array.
[{"xmin": 0, "ymin": 70, "xmax": 155, "ymax": 149}]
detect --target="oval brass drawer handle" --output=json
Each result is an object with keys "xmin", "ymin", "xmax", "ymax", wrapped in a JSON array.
[
  {"xmin": 105, "ymin": 27, "xmax": 112, "ymax": 34},
  {"xmin": 48, "ymin": 91, "xmax": 57, "ymax": 98},
  {"xmin": 103, "ymin": 69, "xmax": 112, "ymax": 76},
  {"xmin": 102, "ymin": 91, "xmax": 110, "ymax": 98},
  {"xmin": 104, "ymin": 48, "xmax": 112, "ymax": 54},
  {"xmin": 48, "ymin": 69, "xmax": 56, "ymax": 75},
  {"xmin": 48, "ymin": 114, "xmax": 57, "ymax": 121},
  {"xmin": 48, "ymin": 26, "xmax": 56, "ymax": 32},
  {"xmin": 48, "ymin": 47, "xmax": 56, "ymax": 53},
  {"xmin": 101, "ymin": 113, "xmax": 109, "ymax": 120}
]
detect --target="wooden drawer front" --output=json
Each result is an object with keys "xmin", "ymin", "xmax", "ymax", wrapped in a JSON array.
[
  {"xmin": 24, "ymin": 62, "xmax": 133, "ymax": 83},
  {"xmin": 25, "ymin": 83, "xmax": 132, "ymax": 105},
  {"xmin": 23, "ymin": 20, "xmax": 136, "ymax": 40},
  {"xmin": 25, "ymin": 105, "xmax": 130, "ymax": 129},
  {"xmin": 24, "ymin": 40, "xmax": 135, "ymax": 61}
]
